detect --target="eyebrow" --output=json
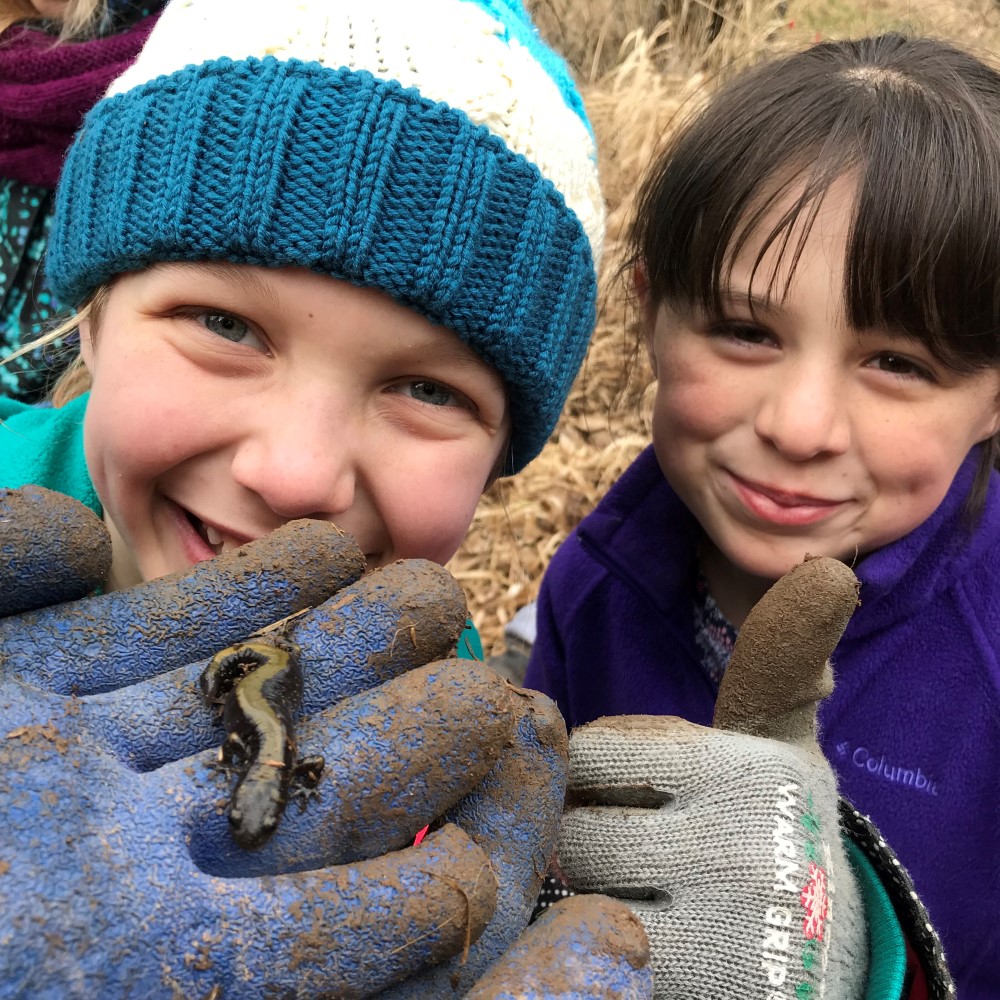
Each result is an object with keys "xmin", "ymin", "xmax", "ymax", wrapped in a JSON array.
[
  {"xmin": 402, "ymin": 334, "xmax": 494, "ymax": 371},
  {"xmin": 716, "ymin": 286, "xmax": 927, "ymax": 344},
  {"xmin": 155, "ymin": 260, "xmax": 283, "ymax": 310},
  {"xmin": 714, "ymin": 287, "xmax": 783, "ymax": 315}
]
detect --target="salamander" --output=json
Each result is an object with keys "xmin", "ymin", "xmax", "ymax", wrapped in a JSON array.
[
  {"xmin": 200, "ymin": 639, "xmax": 324, "ymax": 850},
  {"xmin": 199, "ymin": 643, "xmax": 273, "ymax": 710}
]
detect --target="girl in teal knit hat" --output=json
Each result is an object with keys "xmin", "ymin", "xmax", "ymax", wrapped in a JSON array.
[{"xmin": 0, "ymin": 0, "xmax": 604, "ymax": 597}]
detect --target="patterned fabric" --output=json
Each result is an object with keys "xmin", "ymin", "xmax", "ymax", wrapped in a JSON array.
[
  {"xmin": 105, "ymin": 0, "xmax": 160, "ymax": 18},
  {"xmin": 840, "ymin": 803, "xmax": 955, "ymax": 999},
  {"xmin": 46, "ymin": 0, "xmax": 605, "ymax": 472},
  {"xmin": 532, "ymin": 807, "xmax": 956, "ymax": 1000},
  {"xmin": 0, "ymin": 3, "xmax": 165, "ymax": 402},
  {"xmin": 0, "ymin": 181, "xmax": 65, "ymax": 401},
  {"xmin": 691, "ymin": 568, "xmax": 736, "ymax": 692}
]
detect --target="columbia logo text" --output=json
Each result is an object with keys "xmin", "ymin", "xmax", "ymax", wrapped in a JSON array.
[{"xmin": 850, "ymin": 747, "xmax": 939, "ymax": 796}]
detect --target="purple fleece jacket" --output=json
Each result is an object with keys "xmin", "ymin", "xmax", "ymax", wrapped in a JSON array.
[{"xmin": 526, "ymin": 445, "xmax": 999, "ymax": 1000}]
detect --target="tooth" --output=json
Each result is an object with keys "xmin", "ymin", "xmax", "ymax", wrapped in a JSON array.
[{"xmin": 204, "ymin": 525, "xmax": 224, "ymax": 547}]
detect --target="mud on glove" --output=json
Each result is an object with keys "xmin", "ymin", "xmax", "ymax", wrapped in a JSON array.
[
  {"xmin": 558, "ymin": 556, "xmax": 869, "ymax": 999},
  {"xmin": 0, "ymin": 486, "xmax": 652, "ymax": 998}
]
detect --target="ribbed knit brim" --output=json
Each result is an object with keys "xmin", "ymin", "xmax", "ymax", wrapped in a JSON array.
[{"xmin": 47, "ymin": 0, "xmax": 605, "ymax": 472}]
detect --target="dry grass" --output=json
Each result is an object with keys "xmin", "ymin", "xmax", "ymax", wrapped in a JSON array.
[
  {"xmin": 790, "ymin": 0, "xmax": 1000, "ymax": 57},
  {"xmin": 448, "ymin": 0, "xmax": 787, "ymax": 651},
  {"xmin": 448, "ymin": 0, "xmax": 1000, "ymax": 653}
]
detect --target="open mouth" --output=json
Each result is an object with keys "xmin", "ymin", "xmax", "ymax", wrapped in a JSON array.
[{"xmin": 185, "ymin": 509, "xmax": 225, "ymax": 555}]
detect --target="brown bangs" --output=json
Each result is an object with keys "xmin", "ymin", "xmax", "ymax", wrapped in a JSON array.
[{"xmin": 632, "ymin": 34, "xmax": 1000, "ymax": 375}]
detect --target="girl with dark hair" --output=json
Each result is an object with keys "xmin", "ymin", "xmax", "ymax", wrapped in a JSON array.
[{"xmin": 527, "ymin": 33, "xmax": 1000, "ymax": 1000}]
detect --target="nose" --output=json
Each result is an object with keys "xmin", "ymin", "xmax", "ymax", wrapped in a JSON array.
[
  {"xmin": 230, "ymin": 409, "xmax": 359, "ymax": 521},
  {"xmin": 753, "ymin": 363, "xmax": 851, "ymax": 460}
]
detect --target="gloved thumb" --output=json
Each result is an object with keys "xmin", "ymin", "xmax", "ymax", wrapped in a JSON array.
[
  {"xmin": 558, "ymin": 556, "xmax": 869, "ymax": 999},
  {"xmin": 0, "ymin": 486, "xmax": 112, "ymax": 615},
  {"xmin": 711, "ymin": 555, "xmax": 859, "ymax": 748}
]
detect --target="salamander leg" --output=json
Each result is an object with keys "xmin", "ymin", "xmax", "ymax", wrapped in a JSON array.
[
  {"xmin": 216, "ymin": 731, "xmax": 249, "ymax": 773},
  {"xmin": 289, "ymin": 755, "xmax": 325, "ymax": 810}
]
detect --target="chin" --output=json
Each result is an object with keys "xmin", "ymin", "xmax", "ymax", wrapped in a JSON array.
[
  {"xmin": 729, "ymin": 542, "xmax": 830, "ymax": 584},
  {"xmin": 31, "ymin": 0, "xmax": 72, "ymax": 16}
]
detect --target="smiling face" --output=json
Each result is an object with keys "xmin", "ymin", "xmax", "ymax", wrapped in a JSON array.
[
  {"xmin": 644, "ymin": 175, "xmax": 1000, "ymax": 621},
  {"xmin": 79, "ymin": 263, "xmax": 510, "ymax": 590}
]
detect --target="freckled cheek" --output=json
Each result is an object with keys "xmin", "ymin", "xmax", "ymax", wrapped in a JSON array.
[
  {"xmin": 860, "ymin": 419, "xmax": 952, "ymax": 496},
  {"xmin": 855, "ymin": 428, "xmax": 964, "ymax": 539},
  {"xmin": 871, "ymin": 452, "xmax": 957, "ymax": 521}
]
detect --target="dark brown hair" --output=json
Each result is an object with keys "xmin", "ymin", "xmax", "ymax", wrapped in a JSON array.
[{"xmin": 629, "ymin": 34, "xmax": 1000, "ymax": 513}]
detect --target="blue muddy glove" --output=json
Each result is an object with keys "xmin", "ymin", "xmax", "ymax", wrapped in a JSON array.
[
  {"xmin": 466, "ymin": 896, "xmax": 653, "ymax": 999},
  {"xmin": 0, "ymin": 484, "xmax": 112, "ymax": 614},
  {"xmin": 0, "ymin": 487, "xmax": 651, "ymax": 997}
]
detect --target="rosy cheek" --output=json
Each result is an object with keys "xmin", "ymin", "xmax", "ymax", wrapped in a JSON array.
[
  {"xmin": 864, "ymin": 426, "xmax": 945, "ymax": 490},
  {"xmin": 892, "ymin": 464, "xmax": 954, "ymax": 513},
  {"xmin": 403, "ymin": 480, "xmax": 485, "ymax": 565},
  {"xmin": 656, "ymin": 378, "xmax": 733, "ymax": 442},
  {"xmin": 424, "ymin": 507, "xmax": 478, "ymax": 564}
]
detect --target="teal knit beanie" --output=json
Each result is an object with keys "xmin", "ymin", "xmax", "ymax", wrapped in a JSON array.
[{"xmin": 46, "ymin": 0, "xmax": 605, "ymax": 472}]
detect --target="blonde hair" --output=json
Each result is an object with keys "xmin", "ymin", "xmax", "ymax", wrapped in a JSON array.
[
  {"xmin": 54, "ymin": 0, "xmax": 109, "ymax": 42},
  {"xmin": 2, "ymin": 286, "xmax": 108, "ymax": 405}
]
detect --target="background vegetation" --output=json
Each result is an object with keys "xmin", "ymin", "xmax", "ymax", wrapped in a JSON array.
[{"xmin": 450, "ymin": 0, "xmax": 1000, "ymax": 651}]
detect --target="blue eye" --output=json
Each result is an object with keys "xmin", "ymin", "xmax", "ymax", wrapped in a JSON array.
[
  {"xmin": 201, "ymin": 312, "xmax": 251, "ymax": 343},
  {"xmin": 405, "ymin": 380, "xmax": 456, "ymax": 407}
]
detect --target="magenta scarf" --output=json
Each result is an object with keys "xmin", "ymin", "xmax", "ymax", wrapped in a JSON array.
[{"xmin": 0, "ymin": 11, "xmax": 160, "ymax": 188}]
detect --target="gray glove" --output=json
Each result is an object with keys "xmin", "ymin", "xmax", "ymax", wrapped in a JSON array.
[{"xmin": 558, "ymin": 556, "xmax": 869, "ymax": 999}]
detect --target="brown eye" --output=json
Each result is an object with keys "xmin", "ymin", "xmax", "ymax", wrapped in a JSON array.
[
  {"xmin": 731, "ymin": 325, "xmax": 773, "ymax": 345},
  {"xmin": 707, "ymin": 321, "xmax": 775, "ymax": 346},
  {"xmin": 870, "ymin": 353, "xmax": 934, "ymax": 382}
]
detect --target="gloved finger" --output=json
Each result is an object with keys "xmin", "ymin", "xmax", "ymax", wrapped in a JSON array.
[
  {"xmin": 79, "ymin": 559, "xmax": 469, "ymax": 769},
  {"xmin": 556, "ymin": 712, "xmax": 828, "ymax": 892},
  {"xmin": 464, "ymin": 895, "xmax": 653, "ymax": 999},
  {"xmin": 6, "ymin": 818, "xmax": 495, "ymax": 1000},
  {"xmin": 183, "ymin": 660, "xmax": 516, "ymax": 877},
  {"xmin": 0, "ymin": 486, "xmax": 112, "ymax": 615},
  {"xmin": 559, "ymin": 715, "xmax": 708, "ymax": 909},
  {"xmin": 562, "ymin": 713, "xmax": 713, "ymax": 808},
  {"xmin": 1, "ymin": 519, "xmax": 365, "ymax": 693},
  {"xmin": 287, "ymin": 557, "xmax": 470, "ymax": 716},
  {"xmin": 711, "ymin": 555, "xmax": 859, "ymax": 745},
  {"xmin": 559, "ymin": 557, "xmax": 862, "ymax": 825},
  {"xmin": 200, "ymin": 825, "xmax": 496, "ymax": 999},
  {"xmin": 381, "ymin": 686, "xmax": 570, "ymax": 996}
]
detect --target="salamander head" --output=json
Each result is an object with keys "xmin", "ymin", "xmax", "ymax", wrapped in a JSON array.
[{"xmin": 228, "ymin": 769, "xmax": 288, "ymax": 849}]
